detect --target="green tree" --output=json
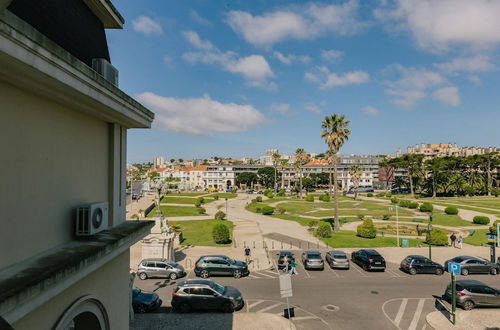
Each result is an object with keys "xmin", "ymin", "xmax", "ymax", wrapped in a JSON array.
[
  {"xmin": 258, "ymin": 167, "xmax": 276, "ymax": 188},
  {"xmin": 316, "ymin": 222, "xmax": 332, "ymax": 238},
  {"xmin": 357, "ymin": 218, "xmax": 376, "ymax": 238},
  {"xmin": 279, "ymin": 158, "xmax": 289, "ymax": 191},
  {"xmin": 321, "ymin": 114, "xmax": 351, "ymax": 232},
  {"xmin": 294, "ymin": 148, "xmax": 308, "ymax": 198},
  {"xmin": 212, "ymin": 223, "xmax": 230, "ymax": 244},
  {"xmin": 236, "ymin": 172, "xmax": 257, "ymax": 187},
  {"xmin": 396, "ymin": 154, "xmax": 424, "ymax": 196},
  {"xmin": 348, "ymin": 165, "xmax": 362, "ymax": 200}
]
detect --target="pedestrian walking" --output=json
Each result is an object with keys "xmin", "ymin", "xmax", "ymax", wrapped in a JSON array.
[
  {"xmin": 244, "ymin": 246, "xmax": 251, "ymax": 264},
  {"xmin": 458, "ymin": 235, "xmax": 463, "ymax": 249},
  {"xmin": 289, "ymin": 259, "xmax": 298, "ymax": 275},
  {"xmin": 283, "ymin": 255, "xmax": 289, "ymax": 273},
  {"xmin": 450, "ymin": 233, "xmax": 457, "ymax": 248},
  {"xmin": 416, "ymin": 224, "xmax": 422, "ymax": 236}
]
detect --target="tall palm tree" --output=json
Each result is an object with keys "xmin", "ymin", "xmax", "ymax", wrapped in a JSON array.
[
  {"xmin": 280, "ymin": 158, "xmax": 289, "ymax": 191},
  {"xmin": 294, "ymin": 148, "xmax": 308, "ymax": 198},
  {"xmin": 272, "ymin": 152, "xmax": 281, "ymax": 192},
  {"xmin": 321, "ymin": 114, "xmax": 351, "ymax": 232},
  {"xmin": 348, "ymin": 165, "xmax": 362, "ymax": 200}
]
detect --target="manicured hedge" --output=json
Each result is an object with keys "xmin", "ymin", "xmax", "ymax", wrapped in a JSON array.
[
  {"xmin": 444, "ymin": 206, "xmax": 459, "ymax": 215},
  {"xmin": 408, "ymin": 202, "xmax": 419, "ymax": 209},
  {"xmin": 367, "ymin": 193, "xmax": 373, "ymax": 197},
  {"xmin": 212, "ymin": 223, "xmax": 230, "ymax": 244},
  {"xmin": 261, "ymin": 206, "xmax": 274, "ymax": 215},
  {"xmin": 214, "ymin": 211, "xmax": 226, "ymax": 220},
  {"xmin": 473, "ymin": 216, "xmax": 490, "ymax": 225},
  {"xmin": 316, "ymin": 223, "xmax": 332, "ymax": 238},
  {"xmin": 419, "ymin": 202, "xmax": 433, "ymax": 212},
  {"xmin": 305, "ymin": 195, "xmax": 314, "ymax": 202}
]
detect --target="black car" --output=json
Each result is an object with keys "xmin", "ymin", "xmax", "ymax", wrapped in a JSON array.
[
  {"xmin": 277, "ymin": 251, "xmax": 295, "ymax": 270},
  {"xmin": 172, "ymin": 279, "xmax": 244, "ymax": 313},
  {"xmin": 400, "ymin": 255, "xmax": 444, "ymax": 275},
  {"xmin": 351, "ymin": 249, "xmax": 386, "ymax": 271},
  {"xmin": 132, "ymin": 288, "xmax": 162, "ymax": 313},
  {"xmin": 194, "ymin": 255, "xmax": 249, "ymax": 279},
  {"xmin": 444, "ymin": 256, "xmax": 500, "ymax": 276},
  {"xmin": 443, "ymin": 280, "xmax": 500, "ymax": 310}
]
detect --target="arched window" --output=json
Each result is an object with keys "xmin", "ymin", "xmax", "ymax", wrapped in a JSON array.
[{"xmin": 54, "ymin": 296, "xmax": 109, "ymax": 330}]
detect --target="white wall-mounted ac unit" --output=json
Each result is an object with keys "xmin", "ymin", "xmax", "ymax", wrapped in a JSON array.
[
  {"xmin": 76, "ymin": 202, "xmax": 109, "ymax": 236},
  {"xmin": 92, "ymin": 58, "xmax": 119, "ymax": 86}
]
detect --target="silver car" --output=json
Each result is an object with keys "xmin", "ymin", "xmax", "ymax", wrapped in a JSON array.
[
  {"xmin": 325, "ymin": 250, "xmax": 349, "ymax": 269},
  {"xmin": 443, "ymin": 280, "xmax": 500, "ymax": 310},
  {"xmin": 301, "ymin": 250, "xmax": 324, "ymax": 270},
  {"xmin": 138, "ymin": 258, "xmax": 186, "ymax": 280}
]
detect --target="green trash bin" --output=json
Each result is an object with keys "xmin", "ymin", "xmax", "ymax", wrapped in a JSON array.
[{"xmin": 401, "ymin": 238, "xmax": 409, "ymax": 248}]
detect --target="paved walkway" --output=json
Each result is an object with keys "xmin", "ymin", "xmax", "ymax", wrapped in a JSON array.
[{"xmin": 426, "ymin": 308, "xmax": 500, "ymax": 330}]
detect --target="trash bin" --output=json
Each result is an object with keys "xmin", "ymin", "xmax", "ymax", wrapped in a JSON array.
[
  {"xmin": 284, "ymin": 307, "xmax": 295, "ymax": 319},
  {"xmin": 402, "ymin": 238, "xmax": 409, "ymax": 248}
]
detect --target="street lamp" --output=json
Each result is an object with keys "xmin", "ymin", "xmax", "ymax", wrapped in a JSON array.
[
  {"xmin": 389, "ymin": 205, "xmax": 400, "ymax": 247},
  {"xmin": 428, "ymin": 213, "xmax": 433, "ymax": 260},
  {"xmin": 225, "ymin": 198, "xmax": 228, "ymax": 215}
]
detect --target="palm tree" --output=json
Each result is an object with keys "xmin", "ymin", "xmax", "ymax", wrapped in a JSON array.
[
  {"xmin": 321, "ymin": 114, "xmax": 351, "ymax": 232},
  {"xmin": 348, "ymin": 165, "xmax": 362, "ymax": 200},
  {"xmin": 398, "ymin": 154, "xmax": 424, "ymax": 196},
  {"xmin": 272, "ymin": 152, "xmax": 281, "ymax": 192},
  {"xmin": 280, "ymin": 158, "xmax": 289, "ymax": 191},
  {"xmin": 294, "ymin": 148, "xmax": 308, "ymax": 198}
]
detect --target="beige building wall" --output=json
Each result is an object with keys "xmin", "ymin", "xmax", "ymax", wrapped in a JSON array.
[
  {"xmin": 12, "ymin": 250, "xmax": 131, "ymax": 330},
  {"xmin": 0, "ymin": 81, "xmax": 110, "ymax": 269}
]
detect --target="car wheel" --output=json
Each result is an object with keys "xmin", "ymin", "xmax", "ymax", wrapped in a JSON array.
[
  {"xmin": 138, "ymin": 272, "xmax": 147, "ymax": 280},
  {"xmin": 409, "ymin": 268, "xmax": 417, "ymax": 275},
  {"xmin": 222, "ymin": 302, "xmax": 234, "ymax": 313},
  {"xmin": 461, "ymin": 268, "xmax": 469, "ymax": 276},
  {"xmin": 490, "ymin": 268, "xmax": 498, "ymax": 275},
  {"xmin": 200, "ymin": 270, "xmax": 209, "ymax": 279},
  {"xmin": 136, "ymin": 304, "xmax": 148, "ymax": 314},
  {"xmin": 233, "ymin": 270, "xmax": 242, "ymax": 279},
  {"xmin": 169, "ymin": 272, "xmax": 178, "ymax": 280},
  {"xmin": 179, "ymin": 303, "xmax": 192, "ymax": 313},
  {"xmin": 462, "ymin": 300, "xmax": 474, "ymax": 310},
  {"xmin": 362, "ymin": 264, "xmax": 368, "ymax": 271},
  {"xmin": 435, "ymin": 268, "xmax": 443, "ymax": 276}
]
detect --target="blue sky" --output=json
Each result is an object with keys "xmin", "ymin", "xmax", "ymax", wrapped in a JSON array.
[{"xmin": 107, "ymin": 0, "xmax": 500, "ymax": 163}]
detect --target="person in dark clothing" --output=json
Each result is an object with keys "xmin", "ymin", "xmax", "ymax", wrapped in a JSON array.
[
  {"xmin": 244, "ymin": 247, "xmax": 251, "ymax": 264},
  {"xmin": 450, "ymin": 233, "xmax": 457, "ymax": 248}
]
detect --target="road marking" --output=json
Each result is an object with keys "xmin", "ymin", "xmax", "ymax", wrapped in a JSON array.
[
  {"xmin": 257, "ymin": 302, "xmax": 283, "ymax": 313},
  {"xmin": 263, "ymin": 269, "xmax": 278, "ymax": 276},
  {"xmin": 298, "ymin": 261, "xmax": 311, "ymax": 278},
  {"xmin": 248, "ymin": 274, "xmax": 259, "ymax": 278},
  {"xmin": 254, "ymin": 271, "xmax": 275, "ymax": 278},
  {"xmin": 292, "ymin": 316, "xmax": 319, "ymax": 321},
  {"xmin": 394, "ymin": 298, "xmax": 408, "ymax": 326},
  {"xmin": 381, "ymin": 297, "xmax": 434, "ymax": 330},
  {"xmin": 408, "ymin": 299, "xmax": 425, "ymax": 330},
  {"xmin": 351, "ymin": 263, "xmax": 369, "ymax": 277},
  {"xmin": 387, "ymin": 269, "xmax": 404, "ymax": 278},
  {"xmin": 326, "ymin": 265, "xmax": 340, "ymax": 278},
  {"xmin": 248, "ymin": 300, "xmax": 265, "ymax": 309}
]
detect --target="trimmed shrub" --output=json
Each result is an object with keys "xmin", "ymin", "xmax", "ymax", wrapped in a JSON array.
[
  {"xmin": 255, "ymin": 207, "xmax": 262, "ymax": 213},
  {"xmin": 425, "ymin": 228, "xmax": 448, "ymax": 246},
  {"xmin": 382, "ymin": 214, "xmax": 391, "ymax": 220},
  {"xmin": 319, "ymin": 194, "xmax": 330, "ymax": 202},
  {"xmin": 214, "ymin": 195, "xmax": 219, "ymax": 200},
  {"xmin": 266, "ymin": 193, "xmax": 275, "ymax": 199},
  {"xmin": 473, "ymin": 216, "xmax": 490, "ymax": 225},
  {"xmin": 215, "ymin": 211, "xmax": 226, "ymax": 220},
  {"xmin": 255, "ymin": 196, "xmax": 263, "ymax": 202},
  {"xmin": 376, "ymin": 193, "xmax": 385, "ymax": 197},
  {"xmin": 196, "ymin": 197, "xmax": 205, "ymax": 204},
  {"xmin": 357, "ymin": 218, "xmax": 376, "ymax": 238},
  {"xmin": 198, "ymin": 207, "xmax": 206, "ymax": 214},
  {"xmin": 390, "ymin": 197, "xmax": 399, "ymax": 204},
  {"xmin": 308, "ymin": 220, "xmax": 319, "ymax": 229},
  {"xmin": 277, "ymin": 207, "xmax": 286, "ymax": 214},
  {"xmin": 445, "ymin": 206, "xmax": 459, "ymax": 215},
  {"xmin": 489, "ymin": 219, "xmax": 500, "ymax": 235},
  {"xmin": 212, "ymin": 223, "xmax": 230, "ymax": 244},
  {"xmin": 261, "ymin": 206, "xmax": 274, "ymax": 215},
  {"xmin": 398, "ymin": 200, "xmax": 410, "ymax": 208},
  {"xmin": 419, "ymin": 202, "xmax": 433, "ymax": 212},
  {"xmin": 492, "ymin": 188, "xmax": 500, "ymax": 197},
  {"xmin": 386, "ymin": 193, "xmax": 392, "ymax": 197},
  {"xmin": 194, "ymin": 201, "xmax": 202, "ymax": 208},
  {"xmin": 316, "ymin": 223, "xmax": 332, "ymax": 238},
  {"xmin": 277, "ymin": 189, "xmax": 285, "ymax": 197},
  {"xmin": 408, "ymin": 202, "xmax": 419, "ymax": 209},
  {"xmin": 263, "ymin": 189, "xmax": 272, "ymax": 195},
  {"xmin": 305, "ymin": 195, "xmax": 314, "ymax": 202},
  {"xmin": 367, "ymin": 193, "xmax": 373, "ymax": 197}
]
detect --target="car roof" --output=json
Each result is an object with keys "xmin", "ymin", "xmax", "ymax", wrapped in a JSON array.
[
  {"xmin": 329, "ymin": 250, "xmax": 346, "ymax": 255},
  {"xmin": 141, "ymin": 258, "xmax": 168, "ymax": 262},
  {"xmin": 199, "ymin": 255, "xmax": 229, "ymax": 258},
  {"xmin": 455, "ymin": 280, "xmax": 488, "ymax": 287},
  {"xmin": 360, "ymin": 249, "xmax": 380, "ymax": 255},
  {"xmin": 406, "ymin": 255, "xmax": 426, "ymax": 259},
  {"xmin": 177, "ymin": 279, "xmax": 215, "ymax": 287},
  {"xmin": 305, "ymin": 250, "xmax": 321, "ymax": 254},
  {"xmin": 279, "ymin": 251, "xmax": 293, "ymax": 255},
  {"xmin": 452, "ymin": 256, "xmax": 475, "ymax": 261}
]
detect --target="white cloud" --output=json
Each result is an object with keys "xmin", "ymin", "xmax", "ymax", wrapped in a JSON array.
[
  {"xmin": 189, "ymin": 10, "xmax": 212, "ymax": 26},
  {"xmin": 273, "ymin": 51, "xmax": 310, "ymax": 65},
  {"xmin": 432, "ymin": 87, "xmax": 461, "ymax": 106},
  {"xmin": 132, "ymin": 16, "xmax": 163, "ymax": 35},
  {"xmin": 321, "ymin": 49, "xmax": 344, "ymax": 62},
  {"xmin": 434, "ymin": 55, "xmax": 495, "ymax": 74},
  {"xmin": 468, "ymin": 75, "xmax": 482, "ymax": 85},
  {"xmin": 135, "ymin": 92, "xmax": 268, "ymax": 136},
  {"xmin": 362, "ymin": 105, "xmax": 380, "ymax": 115},
  {"xmin": 374, "ymin": 0, "xmax": 500, "ymax": 53},
  {"xmin": 305, "ymin": 66, "xmax": 369, "ymax": 89},
  {"xmin": 226, "ymin": 0, "xmax": 367, "ymax": 48},
  {"xmin": 270, "ymin": 103, "xmax": 290, "ymax": 114},
  {"xmin": 182, "ymin": 31, "xmax": 275, "ymax": 88},
  {"xmin": 386, "ymin": 89, "xmax": 427, "ymax": 109},
  {"xmin": 305, "ymin": 104, "xmax": 321, "ymax": 113}
]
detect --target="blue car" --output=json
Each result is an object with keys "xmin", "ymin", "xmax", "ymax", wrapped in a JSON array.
[{"xmin": 132, "ymin": 288, "xmax": 162, "ymax": 313}]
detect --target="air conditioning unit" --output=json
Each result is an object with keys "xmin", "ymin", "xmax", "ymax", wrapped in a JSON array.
[
  {"xmin": 91, "ymin": 58, "xmax": 119, "ymax": 86},
  {"xmin": 76, "ymin": 202, "xmax": 109, "ymax": 236}
]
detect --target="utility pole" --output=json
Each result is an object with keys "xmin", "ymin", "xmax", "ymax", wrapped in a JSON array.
[{"xmin": 428, "ymin": 213, "xmax": 433, "ymax": 260}]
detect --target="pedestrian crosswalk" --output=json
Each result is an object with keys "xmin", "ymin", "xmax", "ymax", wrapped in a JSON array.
[{"xmin": 382, "ymin": 298, "xmax": 434, "ymax": 330}]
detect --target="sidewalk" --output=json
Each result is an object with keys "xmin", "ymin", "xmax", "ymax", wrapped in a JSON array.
[{"xmin": 426, "ymin": 309, "xmax": 500, "ymax": 330}]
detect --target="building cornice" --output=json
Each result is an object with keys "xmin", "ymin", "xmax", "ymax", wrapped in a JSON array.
[
  {"xmin": 83, "ymin": 0, "xmax": 124, "ymax": 28},
  {"xmin": 0, "ymin": 10, "xmax": 154, "ymax": 128}
]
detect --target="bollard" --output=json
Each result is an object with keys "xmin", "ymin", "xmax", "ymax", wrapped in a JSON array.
[
  {"xmin": 253, "ymin": 241, "xmax": 255, "ymax": 249},
  {"xmin": 272, "ymin": 241, "xmax": 274, "ymax": 249},
  {"xmin": 299, "ymin": 242, "xmax": 301, "ymax": 249},
  {"xmin": 281, "ymin": 241, "xmax": 283, "ymax": 249}
]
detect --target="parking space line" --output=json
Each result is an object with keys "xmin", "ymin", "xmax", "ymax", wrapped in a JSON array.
[
  {"xmin": 263, "ymin": 269, "xmax": 278, "ymax": 276},
  {"xmin": 248, "ymin": 274, "xmax": 259, "ymax": 278},
  {"xmin": 248, "ymin": 300, "xmax": 265, "ymax": 309},
  {"xmin": 271, "ymin": 259, "xmax": 280, "ymax": 274},
  {"xmin": 351, "ymin": 263, "xmax": 369, "ymax": 277},
  {"xmin": 254, "ymin": 271, "xmax": 275, "ymax": 278},
  {"xmin": 297, "ymin": 261, "xmax": 311, "ymax": 278},
  {"xmin": 394, "ymin": 298, "xmax": 408, "ymax": 326},
  {"xmin": 408, "ymin": 299, "xmax": 425, "ymax": 330},
  {"xmin": 257, "ymin": 302, "xmax": 283, "ymax": 313},
  {"xmin": 387, "ymin": 269, "xmax": 404, "ymax": 278},
  {"xmin": 326, "ymin": 265, "xmax": 340, "ymax": 278}
]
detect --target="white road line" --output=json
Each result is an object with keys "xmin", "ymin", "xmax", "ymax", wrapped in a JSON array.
[
  {"xmin": 394, "ymin": 298, "xmax": 408, "ymax": 326},
  {"xmin": 292, "ymin": 316, "xmax": 319, "ymax": 321},
  {"xmin": 297, "ymin": 261, "xmax": 311, "ymax": 278},
  {"xmin": 264, "ymin": 269, "xmax": 278, "ymax": 276},
  {"xmin": 255, "ymin": 272, "xmax": 275, "ymax": 278},
  {"xmin": 248, "ymin": 300, "xmax": 265, "ymax": 309},
  {"xmin": 387, "ymin": 269, "xmax": 403, "ymax": 278},
  {"xmin": 257, "ymin": 302, "xmax": 283, "ymax": 313},
  {"xmin": 326, "ymin": 265, "xmax": 340, "ymax": 278},
  {"xmin": 351, "ymin": 264, "xmax": 369, "ymax": 277},
  {"xmin": 248, "ymin": 274, "xmax": 259, "ymax": 278},
  {"xmin": 408, "ymin": 299, "xmax": 426, "ymax": 330}
]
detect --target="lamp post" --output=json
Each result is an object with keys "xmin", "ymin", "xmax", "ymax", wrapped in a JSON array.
[
  {"xmin": 389, "ymin": 205, "xmax": 400, "ymax": 247},
  {"xmin": 428, "ymin": 213, "xmax": 433, "ymax": 260},
  {"xmin": 225, "ymin": 198, "xmax": 228, "ymax": 215}
]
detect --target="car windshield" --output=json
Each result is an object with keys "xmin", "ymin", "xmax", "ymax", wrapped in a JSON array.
[
  {"xmin": 166, "ymin": 261, "xmax": 178, "ymax": 267},
  {"xmin": 225, "ymin": 257, "xmax": 235, "ymax": 264},
  {"xmin": 333, "ymin": 255, "xmax": 346, "ymax": 259},
  {"xmin": 210, "ymin": 282, "xmax": 226, "ymax": 295},
  {"xmin": 132, "ymin": 288, "xmax": 141, "ymax": 297},
  {"xmin": 308, "ymin": 254, "xmax": 321, "ymax": 259}
]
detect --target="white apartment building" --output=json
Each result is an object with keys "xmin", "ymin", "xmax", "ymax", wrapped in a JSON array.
[
  {"xmin": 153, "ymin": 156, "xmax": 165, "ymax": 169},
  {"xmin": 407, "ymin": 143, "xmax": 499, "ymax": 158}
]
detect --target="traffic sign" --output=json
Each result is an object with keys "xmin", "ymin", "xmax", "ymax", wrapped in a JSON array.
[
  {"xmin": 447, "ymin": 262, "xmax": 461, "ymax": 275},
  {"xmin": 279, "ymin": 274, "xmax": 293, "ymax": 298}
]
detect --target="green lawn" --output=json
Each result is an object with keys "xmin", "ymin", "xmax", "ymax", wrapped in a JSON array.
[
  {"xmin": 262, "ymin": 197, "xmax": 294, "ymax": 204},
  {"xmin": 421, "ymin": 201, "xmax": 500, "ymax": 216},
  {"xmin": 167, "ymin": 192, "xmax": 209, "ymax": 197},
  {"xmin": 381, "ymin": 213, "xmax": 475, "ymax": 227},
  {"xmin": 161, "ymin": 196, "xmax": 214, "ymax": 204},
  {"xmin": 463, "ymin": 229, "xmax": 493, "ymax": 246},
  {"xmin": 272, "ymin": 214, "xmax": 315, "ymax": 226},
  {"xmin": 147, "ymin": 205, "xmax": 206, "ymax": 217},
  {"xmin": 170, "ymin": 220, "xmax": 233, "ymax": 246},
  {"xmin": 319, "ymin": 231, "xmax": 424, "ymax": 248},
  {"xmin": 309, "ymin": 207, "xmax": 414, "ymax": 218},
  {"xmin": 213, "ymin": 193, "xmax": 238, "ymax": 199}
]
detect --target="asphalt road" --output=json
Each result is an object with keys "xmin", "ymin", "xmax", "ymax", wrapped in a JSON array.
[{"xmin": 134, "ymin": 253, "xmax": 500, "ymax": 330}]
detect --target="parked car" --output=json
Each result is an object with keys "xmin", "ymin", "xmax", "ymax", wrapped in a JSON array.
[
  {"xmin": 194, "ymin": 255, "xmax": 249, "ymax": 279},
  {"xmin": 256, "ymin": 190, "xmax": 264, "ymax": 194},
  {"xmin": 443, "ymin": 280, "xmax": 500, "ymax": 310},
  {"xmin": 348, "ymin": 186, "xmax": 374, "ymax": 193},
  {"xmin": 247, "ymin": 189, "xmax": 255, "ymax": 194},
  {"xmin": 325, "ymin": 250, "xmax": 350, "ymax": 269},
  {"xmin": 391, "ymin": 187, "xmax": 410, "ymax": 194},
  {"xmin": 277, "ymin": 251, "xmax": 295, "ymax": 270},
  {"xmin": 351, "ymin": 249, "xmax": 386, "ymax": 271},
  {"xmin": 137, "ymin": 258, "xmax": 186, "ymax": 280},
  {"xmin": 444, "ymin": 256, "xmax": 500, "ymax": 276},
  {"xmin": 400, "ymin": 255, "xmax": 444, "ymax": 275},
  {"xmin": 172, "ymin": 279, "xmax": 244, "ymax": 313},
  {"xmin": 301, "ymin": 250, "xmax": 324, "ymax": 270},
  {"xmin": 132, "ymin": 288, "xmax": 162, "ymax": 313}
]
